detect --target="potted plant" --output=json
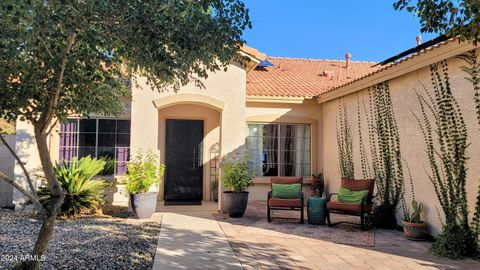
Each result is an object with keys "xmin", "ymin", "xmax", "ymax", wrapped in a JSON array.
[
  {"xmin": 402, "ymin": 199, "xmax": 428, "ymax": 240},
  {"xmin": 311, "ymin": 172, "xmax": 325, "ymax": 197},
  {"xmin": 211, "ymin": 179, "xmax": 219, "ymax": 202},
  {"xmin": 121, "ymin": 151, "xmax": 165, "ymax": 219},
  {"xmin": 221, "ymin": 156, "xmax": 255, "ymax": 217}
]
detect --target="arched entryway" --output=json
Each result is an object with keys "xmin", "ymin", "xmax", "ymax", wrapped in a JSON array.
[{"xmin": 154, "ymin": 98, "xmax": 222, "ymax": 203}]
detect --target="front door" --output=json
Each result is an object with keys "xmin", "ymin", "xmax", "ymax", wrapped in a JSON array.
[{"xmin": 164, "ymin": 119, "xmax": 204, "ymax": 201}]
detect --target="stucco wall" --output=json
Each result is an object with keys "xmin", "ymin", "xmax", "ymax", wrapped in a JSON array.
[
  {"xmin": 13, "ymin": 121, "xmax": 52, "ymax": 205},
  {"xmin": 0, "ymin": 135, "xmax": 15, "ymax": 207},
  {"xmin": 130, "ymin": 62, "xmax": 246, "ymax": 156},
  {"xmin": 130, "ymin": 62, "xmax": 247, "ymax": 206},
  {"xmin": 322, "ymin": 49, "xmax": 480, "ymax": 235}
]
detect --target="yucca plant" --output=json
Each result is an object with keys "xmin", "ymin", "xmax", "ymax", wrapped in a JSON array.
[{"xmin": 37, "ymin": 156, "xmax": 108, "ymax": 217}]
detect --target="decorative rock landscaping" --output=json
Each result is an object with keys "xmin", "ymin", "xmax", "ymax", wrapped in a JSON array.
[{"xmin": 0, "ymin": 209, "xmax": 161, "ymax": 270}]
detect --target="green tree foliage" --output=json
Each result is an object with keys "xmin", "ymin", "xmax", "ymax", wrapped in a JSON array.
[
  {"xmin": 414, "ymin": 60, "xmax": 478, "ymax": 258},
  {"xmin": 336, "ymin": 97, "xmax": 355, "ymax": 179},
  {"xmin": 394, "ymin": 0, "xmax": 480, "ymax": 42},
  {"xmin": 367, "ymin": 81, "xmax": 404, "ymax": 229},
  {"xmin": 121, "ymin": 151, "xmax": 165, "ymax": 195},
  {"xmin": 0, "ymin": 1, "xmax": 250, "ymax": 268},
  {"xmin": 38, "ymin": 157, "xmax": 108, "ymax": 217}
]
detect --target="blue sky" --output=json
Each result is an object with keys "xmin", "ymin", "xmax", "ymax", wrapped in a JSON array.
[{"xmin": 243, "ymin": 1, "xmax": 438, "ymax": 62}]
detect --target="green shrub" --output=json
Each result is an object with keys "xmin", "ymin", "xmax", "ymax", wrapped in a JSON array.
[
  {"xmin": 98, "ymin": 156, "xmax": 115, "ymax": 175},
  {"xmin": 430, "ymin": 223, "xmax": 478, "ymax": 259},
  {"xmin": 121, "ymin": 150, "xmax": 165, "ymax": 195},
  {"xmin": 221, "ymin": 157, "xmax": 255, "ymax": 193},
  {"xmin": 37, "ymin": 156, "xmax": 108, "ymax": 217}
]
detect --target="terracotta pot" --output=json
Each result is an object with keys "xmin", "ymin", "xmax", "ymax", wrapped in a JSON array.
[
  {"xmin": 402, "ymin": 220, "xmax": 428, "ymax": 241},
  {"xmin": 222, "ymin": 191, "xmax": 249, "ymax": 218}
]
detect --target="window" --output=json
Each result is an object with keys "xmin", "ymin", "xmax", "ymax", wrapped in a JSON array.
[
  {"xmin": 59, "ymin": 118, "xmax": 131, "ymax": 175},
  {"xmin": 246, "ymin": 123, "xmax": 311, "ymax": 177}
]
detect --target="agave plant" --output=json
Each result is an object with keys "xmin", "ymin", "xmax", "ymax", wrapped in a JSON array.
[
  {"xmin": 403, "ymin": 200, "xmax": 424, "ymax": 223},
  {"xmin": 37, "ymin": 156, "xmax": 108, "ymax": 217}
]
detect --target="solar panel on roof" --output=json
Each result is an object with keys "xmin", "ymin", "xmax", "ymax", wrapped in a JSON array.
[{"xmin": 258, "ymin": 59, "xmax": 274, "ymax": 67}]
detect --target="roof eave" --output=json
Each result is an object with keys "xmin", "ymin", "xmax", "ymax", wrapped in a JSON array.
[
  {"xmin": 317, "ymin": 38, "xmax": 478, "ymax": 104},
  {"xmin": 240, "ymin": 46, "xmax": 267, "ymax": 73},
  {"xmin": 246, "ymin": 95, "xmax": 311, "ymax": 104}
]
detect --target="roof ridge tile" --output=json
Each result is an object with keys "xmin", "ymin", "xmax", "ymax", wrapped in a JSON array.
[{"xmin": 267, "ymin": 56, "xmax": 377, "ymax": 64}]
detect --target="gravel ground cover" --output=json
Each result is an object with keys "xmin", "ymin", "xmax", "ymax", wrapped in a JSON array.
[{"xmin": 0, "ymin": 207, "xmax": 161, "ymax": 269}]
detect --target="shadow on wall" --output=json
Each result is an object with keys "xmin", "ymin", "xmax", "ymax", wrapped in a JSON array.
[{"xmin": 12, "ymin": 128, "xmax": 41, "ymax": 205}]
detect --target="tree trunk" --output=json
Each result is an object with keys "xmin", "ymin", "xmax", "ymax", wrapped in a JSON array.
[
  {"xmin": 18, "ymin": 126, "xmax": 65, "ymax": 270},
  {"xmin": 19, "ymin": 201, "xmax": 61, "ymax": 270}
]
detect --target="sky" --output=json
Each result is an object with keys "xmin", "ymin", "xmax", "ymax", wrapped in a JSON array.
[{"xmin": 242, "ymin": 1, "xmax": 438, "ymax": 62}]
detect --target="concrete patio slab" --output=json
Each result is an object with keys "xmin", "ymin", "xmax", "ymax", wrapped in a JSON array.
[{"xmin": 153, "ymin": 212, "xmax": 242, "ymax": 270}]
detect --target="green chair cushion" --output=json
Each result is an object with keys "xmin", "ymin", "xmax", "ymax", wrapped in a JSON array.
[
  {"xmin": 338, "ymin": 187, "xmax": 369, "ymax": 204},
  {"xmin": 272, "ymin": 183, "xmax": 302, "ymax": 199}
]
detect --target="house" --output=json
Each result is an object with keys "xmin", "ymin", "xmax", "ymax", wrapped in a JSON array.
[{"xmin": 8, "ymin": 39, "xmax": 480, "ymax": 235}]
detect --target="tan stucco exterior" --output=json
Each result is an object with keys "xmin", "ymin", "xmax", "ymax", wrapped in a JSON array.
[
  {"xmin": 10, "ymin": 40, "xmax": 480, "ymax": 236},
  {"xmin": 129, "ymin": 62, "xmax": 248, "ymax": 208},
  {"xmin": 321, "ymin": 48, "xmax": 480, "ymax": 235}
]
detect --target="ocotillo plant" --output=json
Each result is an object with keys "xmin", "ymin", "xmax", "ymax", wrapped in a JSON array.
[
  {"xmin": 357, "ymin": 93, "xmax": 371, "ymax": 179},
  {"xmin": 336, "ymin": 97, "xmax": 355, "ymax": 179},
  {"xmin": 367, "ymin": 81, "xmax": 404, "ymax": 229},
  {"xmin": 458, "ymin": 49, "xmax": 480, "ymax": 242},
  {"xmin": 414, "ymin": 60, "xmax": 477, "ymax": 258}
]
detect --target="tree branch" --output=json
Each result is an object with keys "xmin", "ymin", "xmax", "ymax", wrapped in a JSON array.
[
  {"xmin": 46, "ymin": 118, "xmax": 59, "ymax": 136},
  {"xmin": 0, "ymin": 133, "xmax": 37, "ymax": 198},
  {"xmin": 0, "ymin": 171, "xmax": 43, "ymax": 212},
  {"xmin": 40, "ymin": 32, "xmax": 77, "ymax": 133}
]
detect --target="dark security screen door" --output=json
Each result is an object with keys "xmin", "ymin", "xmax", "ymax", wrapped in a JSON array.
[{"xmin": 164, "ymin": 120, "xmax": 203, "ymax": 201}]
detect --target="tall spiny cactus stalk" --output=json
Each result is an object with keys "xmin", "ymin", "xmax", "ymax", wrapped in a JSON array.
[
  {"xmin": 414, "ymin": 60, "xmax": 477, "ymax": 258},
  {"xmin": 336, "ymin": 97, "xmax": 355, "ymax": 179},
  {"xmin": 367, "ymin": 81, "xmax": 404, "ymax": 229}
]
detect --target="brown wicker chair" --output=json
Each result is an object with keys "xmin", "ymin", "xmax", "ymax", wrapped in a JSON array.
[
  {"xmin": 326, "ymin": 178, "xmax": 375, "ymax": 230},
  {"xmin": 267, "ymin": 177, "xmax": 304, "ymax": 223}
]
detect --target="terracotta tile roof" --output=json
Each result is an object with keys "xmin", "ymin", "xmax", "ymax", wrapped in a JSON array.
[
  {"xmin": 246, "ymin": 57, "xmax": 380, "ymax": 98},
  {"xmin": 323, "ymin": 37, "xmax": 460, "ymax": 95}
]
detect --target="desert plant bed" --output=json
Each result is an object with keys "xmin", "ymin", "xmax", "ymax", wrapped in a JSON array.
[{"xmin": 0, "ymin": 208, "xmax": 161, "ymax": 270}]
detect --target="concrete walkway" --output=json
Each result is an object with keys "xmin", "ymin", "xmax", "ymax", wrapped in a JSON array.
[{"xmin": 153, "ymin": 211, "xmax": 242, "ymax": 270}]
